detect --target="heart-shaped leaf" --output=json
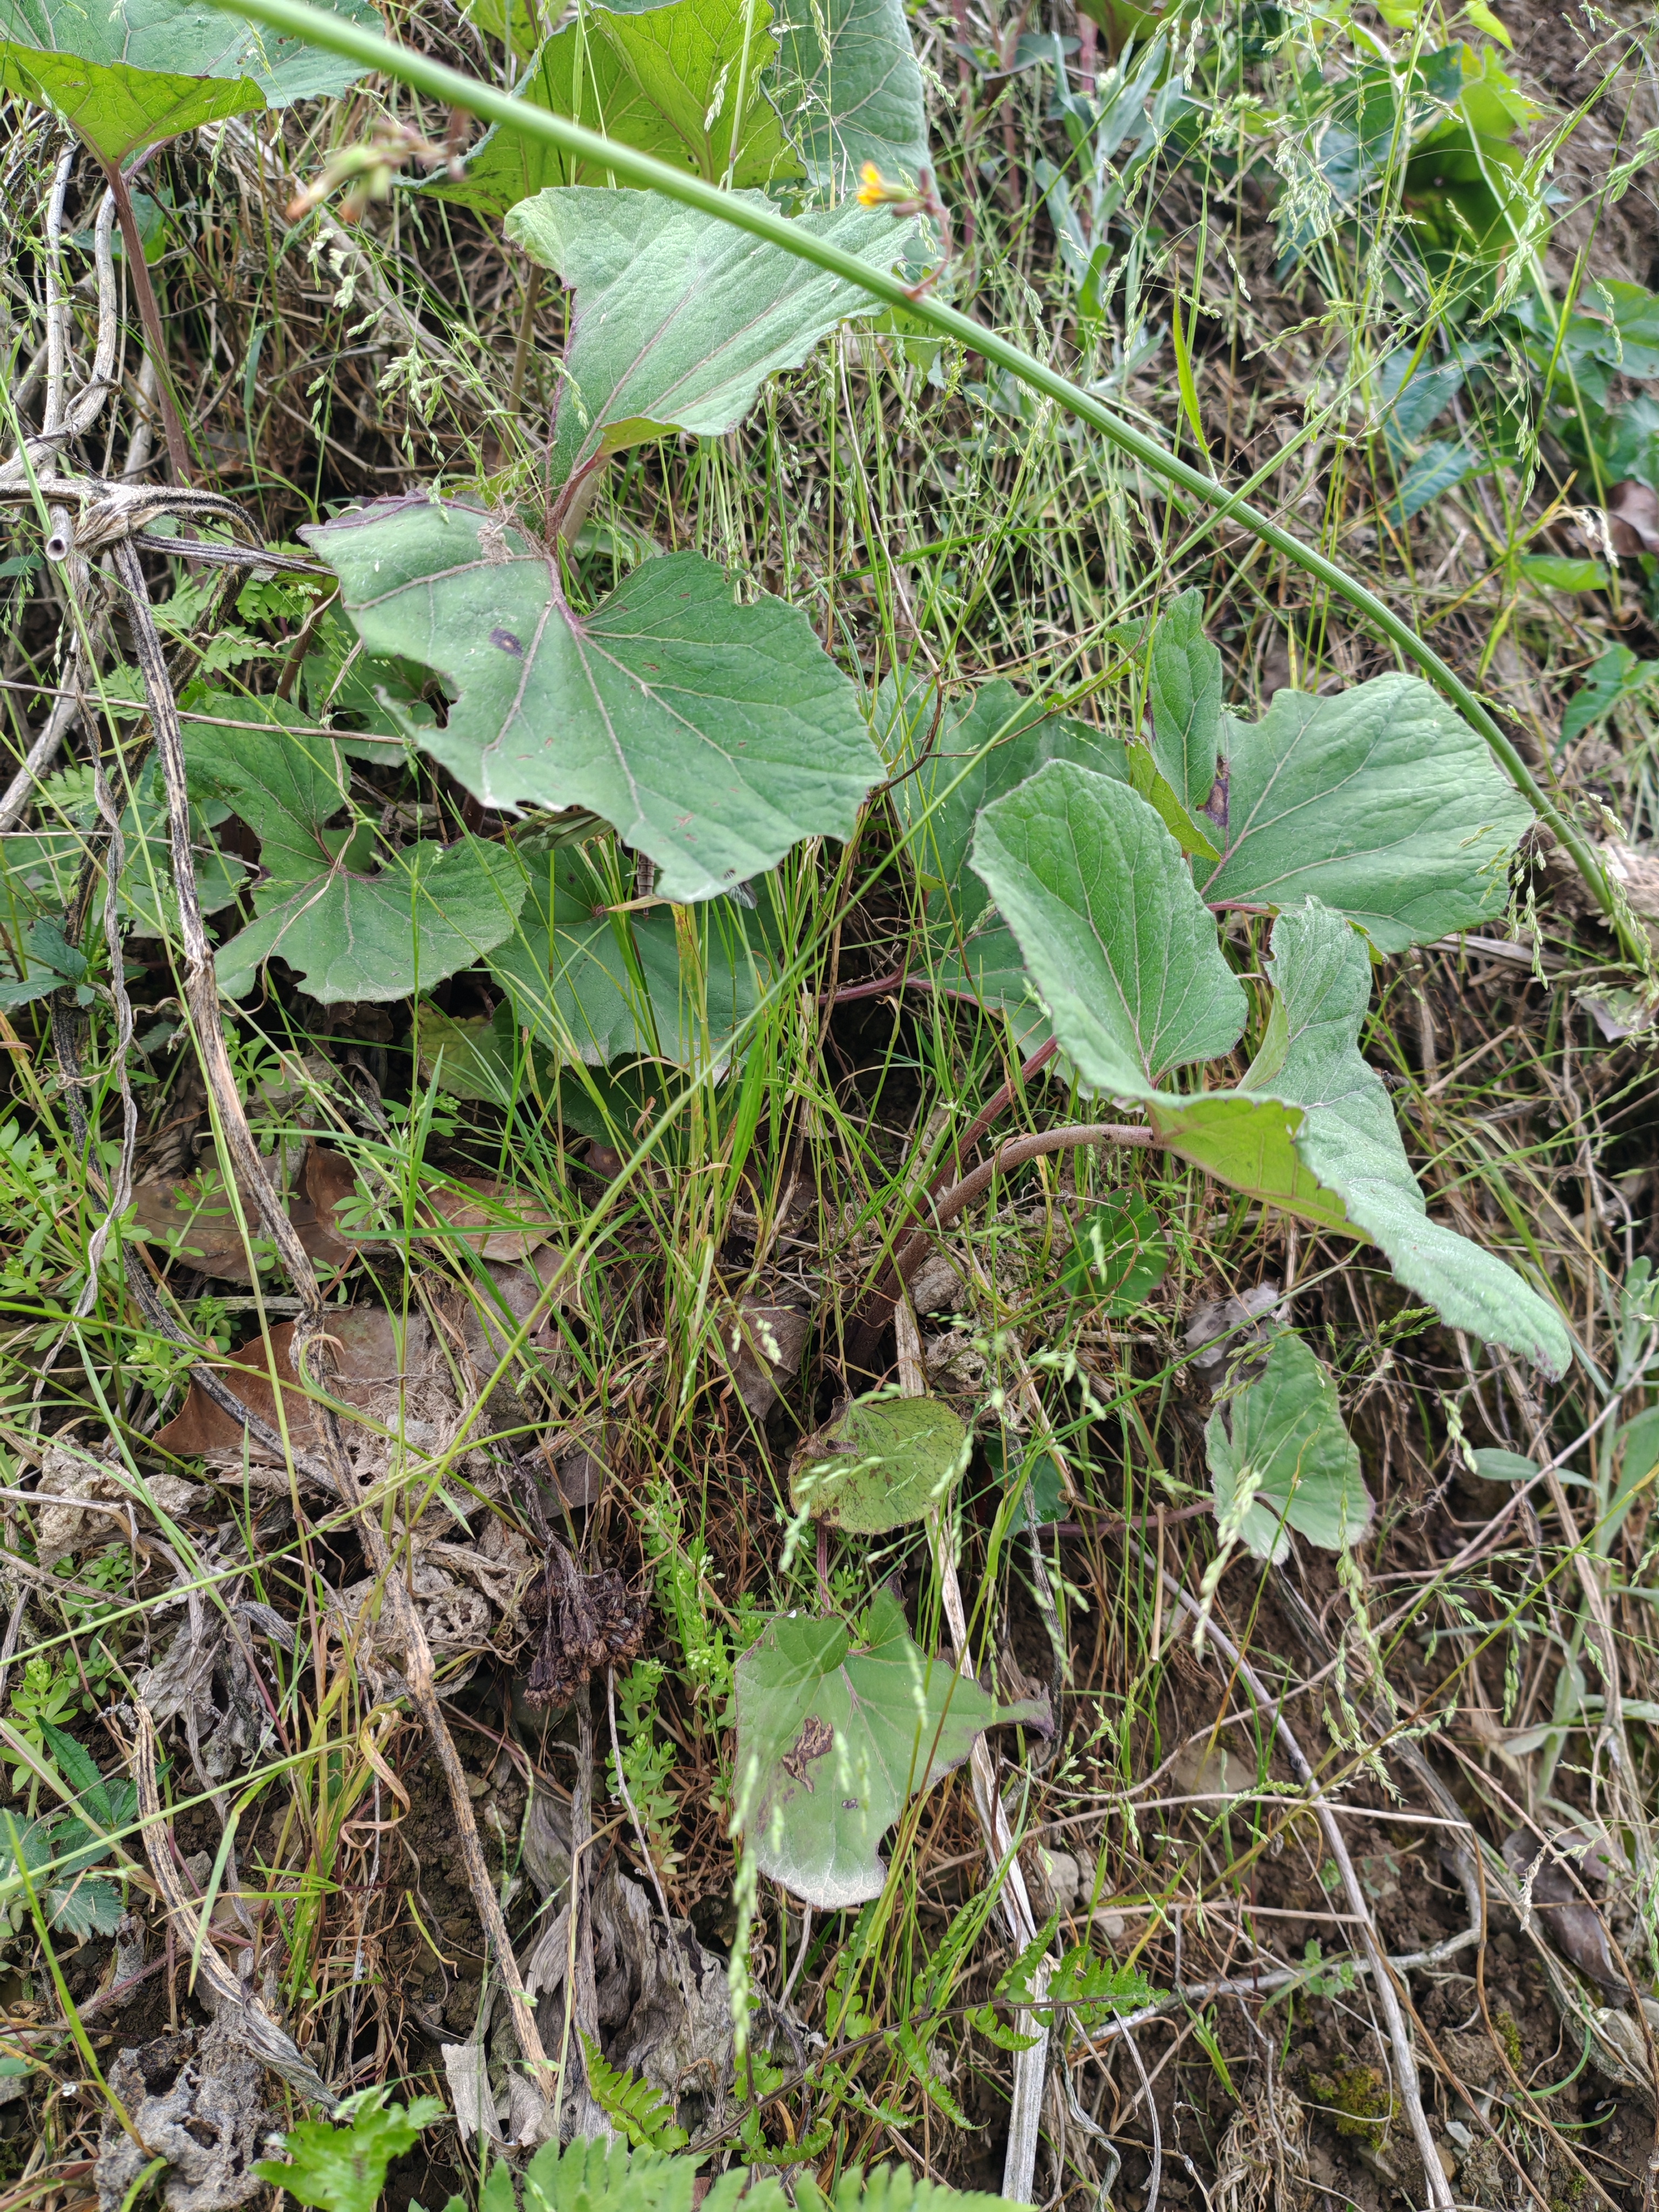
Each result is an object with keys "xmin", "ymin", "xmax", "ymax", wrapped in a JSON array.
[
  {"xmin": 773, "ymin": 0, "xmax": 929, "ymax": 188},
  {"xmin": 789, "ymin": 1393, "xmax": 970, "ymax": 1533},
  {"xmin": 503, "ymin": 188, "xmax": 908, "ymax": 499},
  {"xmin": 732, "ymin": 1591, "xmax": 1047, "ymax": 1908},
  {"xmin": 0, "ymin": 0, "xmax": 375, "ymax": 161},
  {"xmin": 184, "ymin": 702, "xmax": 528, "ymax": 1003},
  {"xmin": 969, "ymin": 768, "xmax": 1571, "ymax": 1374},
  {"xmin": 1195, "ymin": 673, "xmax": 1530, "ymax": 951},
  {"xmin": 306, "ymin": 502, "xmax": 883, "ymax": 906},
  {"xmin": 485, "ymin": 844, "xmax": 779, "ymax": 1073},
  {"xmin": 431, "ymin": 0, "xmax": 798, "ymax": 218},
  {"xmin": 1205, "ymin": 1332, "xmax": 1371, "ymax": 1562}
]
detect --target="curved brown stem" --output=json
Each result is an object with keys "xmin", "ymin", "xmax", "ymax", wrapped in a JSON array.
[{"xmin": 845, "ymin": 1107, "xmax": 1149, "ymax": 1370}]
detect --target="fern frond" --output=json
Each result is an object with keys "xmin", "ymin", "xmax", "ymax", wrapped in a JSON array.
[{"xmin": 580, "ymin": 2029, "xmax": 690, "ymax": 2152}]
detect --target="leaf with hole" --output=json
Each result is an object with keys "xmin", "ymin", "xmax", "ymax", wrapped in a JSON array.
[
  {"xmin": 307, "ymin": 501, "xmax": 882, "ymax": 906},
  {"xmin": 1060, "ymin": 1192, "xmax": 1168, "ymax": 1313},
  {"xmin": 430, "ymin": 0, "xmax": 798, "ymax": 218},
  {"xmin": 183, "ymin": 701, "xmax": 528, "ymax": 1003},
  {"xmin": 1204, "ymin": 1332, "xmax": 1370, "ymax": 1562},
  {"xmin": 772, "ymin": 0, "xmax": 929, "ymax": 187},
  {"xmin": 0, "ymin": 0, "xmax": 375, "ymax": 161},
  {"xmin": 504, "ymin": 188, "xmax": 911, "ymax": 500},
  {"xmin": 731, "ymin": 1590, "xmax": 1047, "ymax": 1908},
  {"xmin": 1194, "ymin": 673, "xmax": 1530, "ymax": 952},
  {"xmin": 484, "ymin": 842, "xmax": 780, "ymax": 1072},
  {"xmin": 790, "ymin": 1393, "xmax": 970, "ymax": 1533}
]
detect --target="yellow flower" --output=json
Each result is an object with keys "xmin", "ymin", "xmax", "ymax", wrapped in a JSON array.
[{"xmin": 858, "ymin": 161, "xmax": 893, "ymax": 207}]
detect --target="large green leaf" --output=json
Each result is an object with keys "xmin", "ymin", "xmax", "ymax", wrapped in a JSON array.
[
  {"xmin": 879, "ymin": 677, "xmax": 1129, "ymax": 1006},
  {"xmin": 1195, "ymin": 673, "xmax": 1529, "ymax": 952},
  {"xmin": 504, "ymin": 188, "xmax": 908, "ymax": 499},
  {"xmin": 430, "ymin": 0, "xmax": 798, "ymax": 219},
  {"xmin": 1205, "ymin": 1332, "xmax": 1371, "ymax": 1562},
  {"xmin": 306, "ymin": 501, "xmax": 882, "ymax": 906},
  {"xmin": 485, "ymin": 841, "xmax": 780, "ymax": 1070},
  {"xmin": 732, "ymin": 1591, "xmax": 1047, "ymax": 1908},
  {"xmin": 1235, "ymin": 899, "xmax": 1572, "ymax": 1376},
  {"xmin": 1147, "ymin": 587, "xmax": 1222, "ymax": 817},
  {"xmin": 184, "ymin": 704, "xmax": 527, "ymax": 1004},
  {"xmin": 0, "ymin": 758, "xmax": 246, "ymax": 941},
  {"xmin": 966, "ymin": 760, "xmax": 1245, "ymax": 1091},
  {"xmin": 772, "ymin": 0, "xmax": 928, "ymax": 189},
  {"xmin": 789, "ymin": 1393, "xmax": 970, "ymax": 1534},
  {"xmin": 0, "ymin": 0, "xmax": 374, "ymax": 161},
  {"xmin": 968, "ymin": 770, "xmax": 1571, "ymax": 1374}
]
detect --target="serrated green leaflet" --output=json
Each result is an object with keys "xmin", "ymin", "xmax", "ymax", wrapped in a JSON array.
[
  {"xmin": 1205, "ymin": 1332, "xmax": 1371, "ymax": 1562},
  {"xmin": 773, "ymin": 0, "xmax": 928, "ymax": 188},
  {"xmin": 732, "ymin": 1590, "xmax": 1047, "ymax": 1908},
  {"xmin": 306, "ymin": 502, "xmax": 882, "ymax": 905},
  {"xmin": 968, "ymin": 760, "xmax": 1245, "ymax": 1090},
  {"xmin": 1196, "ymin": 672, "xmax": 1530, "ymax": 952},
  {"xmin": 0, "ymin": 0, "xmax": 373, "ymax": 160},
  {"xmin": 504, "ymin": 188, "xmax": 907, "ymax": 501},
  {"xmin": 485, "ymin": 842, "xmax": 780, "ymax": 1071},
  {"xmin": 1147, "ymin": 586, "xmax": 1221, "ymax": 816},
  {"xmin": 430, "ymin": 0, "xmax": 798, "ymax": 219},
  {"xmin": 790, "ymin": 1393, "xmax": 970, "ymax": 1534},
  {"xmin": 184, "ymin": 700, "xmax": 527, "ymax": 1003}
]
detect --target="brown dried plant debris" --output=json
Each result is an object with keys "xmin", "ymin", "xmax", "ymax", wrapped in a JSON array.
[{"xmin": 521, "ymin": 1539, "xmax": 646, "ymax": 1708}]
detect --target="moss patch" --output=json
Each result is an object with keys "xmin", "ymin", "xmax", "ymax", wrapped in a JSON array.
[{"xmin": 1304, "ymin": 2060, "xmax": 1396, "ymax": 2150}]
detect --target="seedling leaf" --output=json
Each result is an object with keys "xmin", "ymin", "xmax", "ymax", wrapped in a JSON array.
[
  {"xmin": 732, "ymin": 1590, "xmax": 1047, "ymax": 1907},
  {"xmin": 1205, "ymin": 1333, "xmax": 1371, "ymax": 1562},
  {"xmin": 790, "ymin": 1393, "xmax": 971, "ymax": 1533},
  {"xmin": 307, "ymin": 502, "xmax": 882, "ymax": 906}
]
